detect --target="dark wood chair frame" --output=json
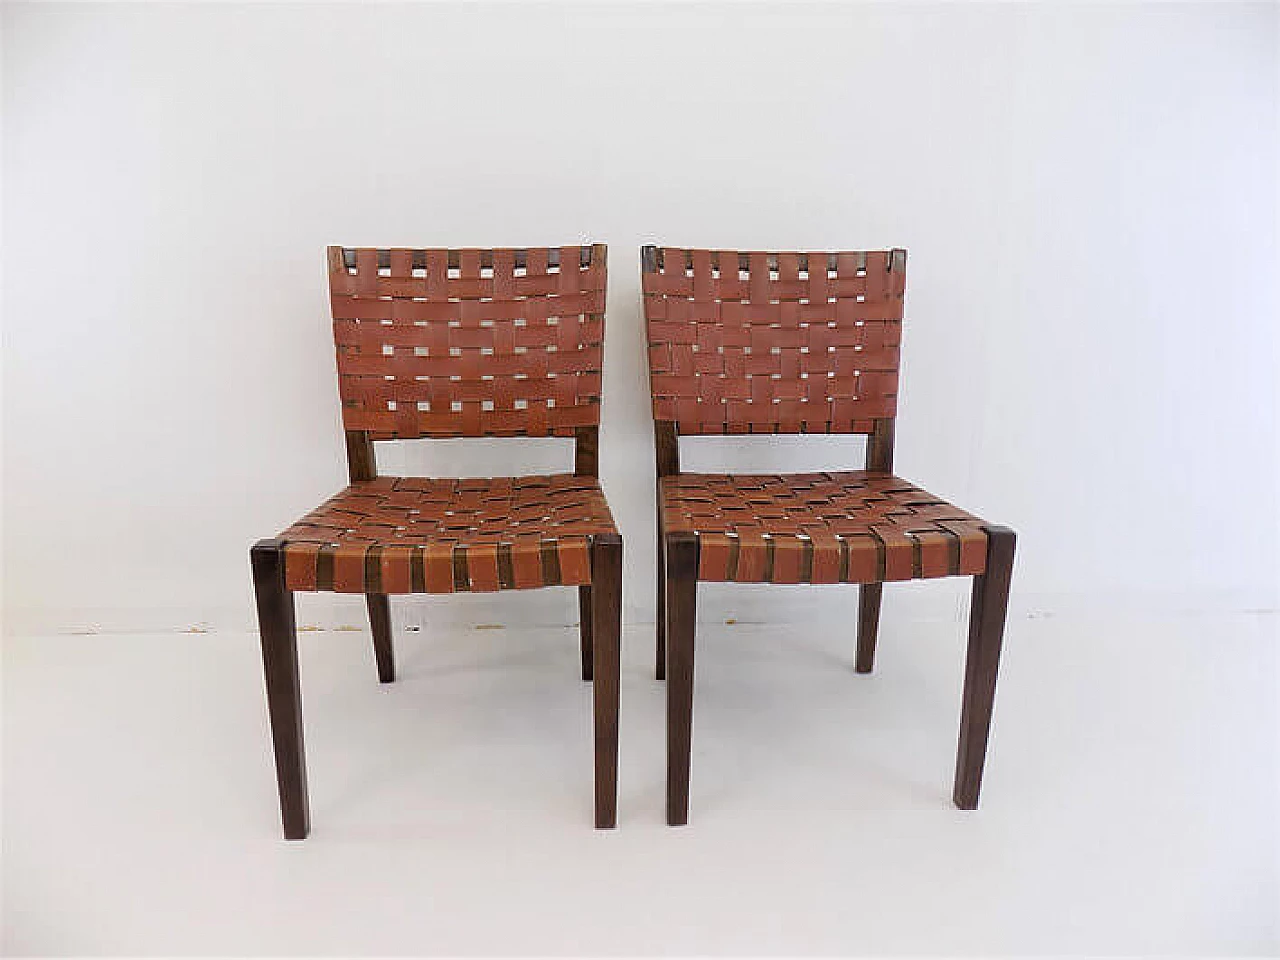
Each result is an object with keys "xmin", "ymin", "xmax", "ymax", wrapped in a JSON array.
[
  {"xmin": 252, "ymin": 250, "xmax": 621, "ymax": 839},
  {"xmin": 644, "ymin": 245, "xmax": 1016, "ymax": 826}
]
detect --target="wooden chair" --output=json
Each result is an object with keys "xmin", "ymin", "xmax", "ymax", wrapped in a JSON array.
[
  {"xmin": 251, "ymin": 245, "xmax": 622, "ymax": 838},
  {"xmin": 642, "ymin": 246, "xmax": 1016, "ymax": 825}
]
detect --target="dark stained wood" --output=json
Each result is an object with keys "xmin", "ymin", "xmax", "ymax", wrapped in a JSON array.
[
  {"xmin": 655, "ymin": 501, "xmax": 667, "ymax": 680},
  {"xmin": 953, "ymin": 525, "xmax": 1016, "ymax": 809},
  {"xmin": 590, "ymin": 533, "xmax": 622, "ymax": 828},
  {"xmin": 866, "ymin": 418, "xmax": 895, "ymax": 473},
  {"xmin": 251, "ymin": 538, "xmax": 309, "ymax": 840},
  {"xmin": 654, "ymin": 420, "xmax": 679, "ymax": 681},
  {"xmin": 578, "ymin": 585, "xmax": 593, "ymax": 682},
  {"xmin": 345, "ymin": 430, "xmax": 377, "ymax": 482},
  {"xmin": 855, "ymin": 582, "xmax": 882, "ymax": 674},
  {"xmin": 654, "ymin": 421, "xmax": 680, "ymax": 477},
  {"xmin": 665, "ymin": 531, "xmax": 699, "ymax": 826},
  {"xmin": 366, "ymin": 593, "xmax": 395, "ymax": 683},
  {"xmin": 654, "ymin": 248, "xmax": 907, "ymax": 276},
  {"xmin": 342, "ymin": 246, "xmax": 597, "ymax": 271},
  {"xmin": 350, "ymin": 431, "xmax": 386, "ymax": 684},
  {"xmin": 858, "ymin": 420, "xmax": 893, "ymax": 674},
  {"xmin": 574, "ymin": 425, "xmax": 599, "ymax": 477}
]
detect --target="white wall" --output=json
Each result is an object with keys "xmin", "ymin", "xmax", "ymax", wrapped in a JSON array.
[{"xmin": 3, "ymin": 2, "xmax": 1276, "ymax": 634}]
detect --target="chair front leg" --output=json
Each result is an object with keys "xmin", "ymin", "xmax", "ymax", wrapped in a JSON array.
[
  {"xmin": 251, "ymin": 539, "xmax": 310, "ymax": 840},
  {"xmin": 366, "ymin": 593, "xmax": 395, "ymax": 683},
  {"xmin": 590, "ymin": 534, "xmax": 622, "ymax": 827},
  {"xmin": 578, "ymin": 585, "xmax": 594, "ymax": 682},
  {"xmin": 953, "ymin": 525, "xmax": 1016, "ymax": 809},
  {"xmin": 856, "ymin": 582, "xmax": 883, "ymax": 673},
  {"xmin": 665, "ymin": 531, "xmax": 698, "ymax": 826}
]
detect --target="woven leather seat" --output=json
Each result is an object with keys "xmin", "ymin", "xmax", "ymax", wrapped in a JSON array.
[
  {"xmin": 643, "ymin": 245, "xmax": 1016, "ymax": 825},
  {"xmin": 280, "ymin": 474, "xmax": 617, "ymax": 593},
  {"xmin": 661, "ymin": 471, "xmax": 987, "ymax": 584},
  {"xmin": 251, "ymin": 244, "xmax": 621, "ymax": 838}
]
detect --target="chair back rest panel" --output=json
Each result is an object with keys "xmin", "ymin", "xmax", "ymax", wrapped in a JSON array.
[
  {"xmin": 642, "ymin": 247, "xmax": 906, "ymax": 435},
  {"xmin": 330, "ymin": 245, "xmax": 606, "ymax": 440}
]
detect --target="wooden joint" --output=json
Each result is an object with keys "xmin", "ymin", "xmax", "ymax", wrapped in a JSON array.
[
  {"xmin": 250, "ymin": 538, "xmax": 288, "ymax": 592},
  {"xmin": 664, "ymin": 530, "xmax": 700, "ymax": 584},
  {"xmin": 866, "ymin": 418, "xmax": 895, "ymax": 473},
  {"xmin": 591, "ymin": 531, "xmax": 623, "ymax": 550},
  {"xmin": 665, "ymin": 529, "xmax": 698, "ymax": 552},
  {"xmin": 980, "ymin": 524, "xmax": 1017, "ymax": 557},
  {"xmin": 345, "ymin": 430, "xmax": 377, "ymax": 482},
  {"xmin": 654, "ymin": 420, "xmax": 680, "ymax": 477},
  {"xmin": 575, "ymin": 425, "xmax": 600, "ymax": 477},
  {"xmin": 251, "ymin": 538, "xmax": 285, "ymax": 565}
]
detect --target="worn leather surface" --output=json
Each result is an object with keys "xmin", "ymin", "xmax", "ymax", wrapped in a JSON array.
[{"xmin": 661, "ymin": 471, "xmax": 988, "ymax": 583}]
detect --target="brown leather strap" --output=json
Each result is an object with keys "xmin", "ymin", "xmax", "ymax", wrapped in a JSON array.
[
  {"xmin": 331, "ymin": 245, "xmax": 606, "ymax": 439},
  {"xmin": 642, "ymin": 248, "xmax": 906, "ymax": 435}
]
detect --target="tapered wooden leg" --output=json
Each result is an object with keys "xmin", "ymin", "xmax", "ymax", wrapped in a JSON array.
[
  {"xmin": 655, "ymin": 517, "xmax": 667, "ymax": 680},
  {"xmin": 251, "ymin": 539, "xmax": 309, "ymax": 840},
  {"xmin": 590, "ymin": 534, "xmax": 622, "ymax": 828},
  {"xmin": 665, "ymin": 531, "xmax": 698, "ymax": 826},
  {"xmin": 366, "ymin": 593, "xmax": 395, "ymax": 683},
  {"xmin": 578, "ymin": 585, "xmax": 594, "ymax": 682},
  {"xmin": 953, "ymin": 525, "xmax": 1016, "ymax": 810},
  {"xmin": 856, "ymin": 582, "xmax": 883, "ymax": 673}
]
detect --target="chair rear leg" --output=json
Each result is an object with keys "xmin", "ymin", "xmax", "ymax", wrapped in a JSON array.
[
  {"xmin": 655, "ymin": 519, "xmax": 667, "ymax": 680},
  {"xmin": 578, "ymin": 585, "xmax": 594, "ymax": 682},
  {"xmin": 665, "ymin": 531, "xmax": 698, "ymax": 825},
  {"xmin": 251, "ymin": 539, "xmax": 310, "ymax": 840},
  {"xmin": 590, "ymin": 535, "xmax": 622, "ymax": 827},
  {"xmin": 366, "ymin": 593, "xmax": 395, "ymax": 683},
  {"xmin": 953, "ymin": 525, "xmax": 1016, "ymax": 809},
  {"xmin": 856, "ymin": 582, "xmax": 883, "ymax": 673}
]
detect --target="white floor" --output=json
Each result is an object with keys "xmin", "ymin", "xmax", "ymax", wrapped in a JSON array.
[{"xmin": 3, "ymin": 604, "xmax": 1277, "ymax": 956}]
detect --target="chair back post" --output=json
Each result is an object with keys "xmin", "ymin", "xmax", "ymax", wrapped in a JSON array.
[
  {"xmin": 654, "ymin": 421, "xmax": 680, "ymax": 477},
  {"xmin": 642, "ymin": 246, "xmax": 680, "ymax": 478},
  {"xmin": 345, "ymin": 430, "xmax": 377, "ymax": 482},
  {"xmin": 573, "ymin": 242, "xmax": 608, "ymax": 479},
  {"xmin": 866, "ymin": 418, "xmax": 895, "ymax": 473},
  {"xmin": 574, "ymin": 425, "xmax": 599, "ymax": 477},
  {"xmin": 865, "ymin": 247, "xmax": 906, "ymax": 472}
]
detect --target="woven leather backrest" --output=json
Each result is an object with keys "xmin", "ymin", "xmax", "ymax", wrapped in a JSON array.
[
  {"xmin": 642, "ymin": 247, "xmax": 906, "ymax": 435},
  {"xmin": 329, "ymin": 245, "xmax": 606, "ymax": 439}
]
